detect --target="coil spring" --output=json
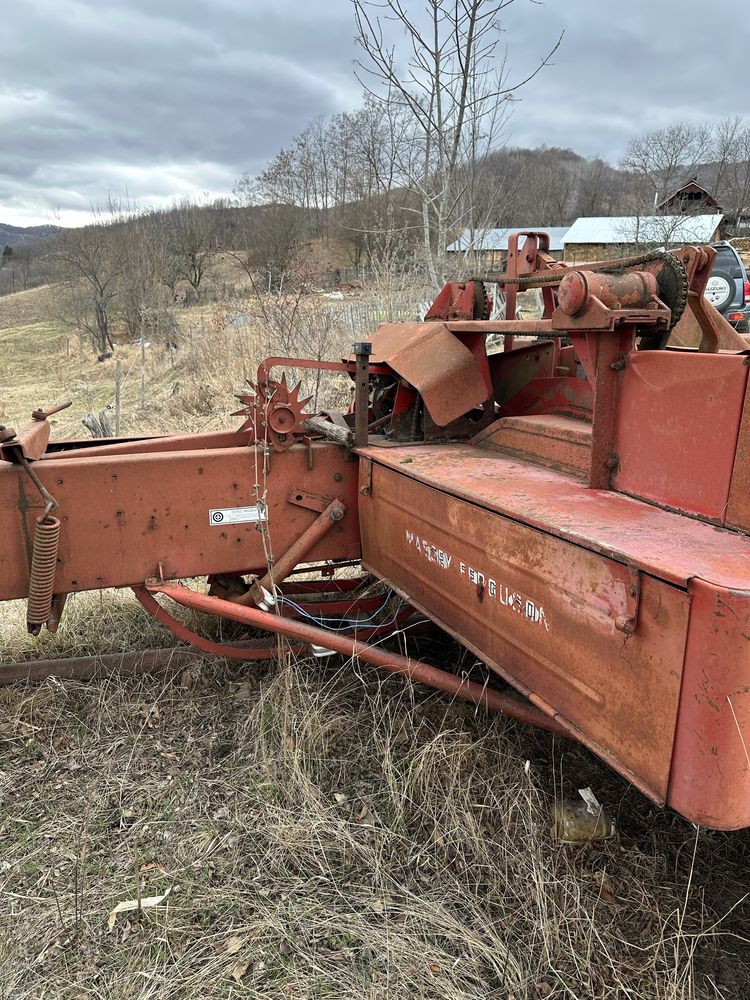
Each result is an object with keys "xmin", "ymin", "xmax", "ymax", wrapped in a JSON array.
[{"xmin": 27, "ymin": 514, "xmax": 61, "ymax": 629}]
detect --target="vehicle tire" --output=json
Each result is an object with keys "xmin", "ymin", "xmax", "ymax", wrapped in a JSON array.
[{"xmin": 705, "ymin": 270, "xmax": 734, "ymax": 312}]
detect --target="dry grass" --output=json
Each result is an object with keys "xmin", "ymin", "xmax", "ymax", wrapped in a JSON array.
[
  {"xmin": 0, "ymin": 284, "xmax": 62, "ymax": 332},
  {"xmin": 0, "ymin": 594, "xmax": 749, "ymax": 999},
  {"xmin": 0, "ymin": 314, "xmax": 188, "ymax": 440},
  {"xmin": 0, "ymin": 280, "xmax": 361, "ymax": 440}
]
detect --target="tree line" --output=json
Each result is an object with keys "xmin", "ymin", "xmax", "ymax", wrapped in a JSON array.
[
  {"xmin": 7, "ymin": 115, "xmax": 750, "ymax": 357},
  {"xmin": 4, "ymin": 0, "xmax": 750, "ymax": 357}
]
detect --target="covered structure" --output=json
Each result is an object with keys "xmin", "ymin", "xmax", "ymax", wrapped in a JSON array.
[
  {"xmin": 657, "ymin": 180, "xmax": 723, "ymax": 215},
  {"xmin": 562, "ymin": 214, "xmax": 724, "ymax": 263},
  {"xmin": 447, "ymin": 226, "xmax": 569, "ymax": 268}
]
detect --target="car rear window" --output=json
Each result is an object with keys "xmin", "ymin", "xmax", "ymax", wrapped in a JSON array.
[{"xmin": 713, "ymin": 248, "xmax": 743, "ymax": 279}]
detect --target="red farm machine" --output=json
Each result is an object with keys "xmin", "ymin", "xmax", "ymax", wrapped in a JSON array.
[{"xmin": 2, "ymin": 232, "xmax": 750, "ymax": 831}]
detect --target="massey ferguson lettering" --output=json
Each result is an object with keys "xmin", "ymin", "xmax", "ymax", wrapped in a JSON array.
[
  {"xmin": 405, "ymin": 530, "xmax": 453, "ymax": 570},
  {"xmin": 405, "ymin": 529, "xmax": 550, "ymax": 631}
]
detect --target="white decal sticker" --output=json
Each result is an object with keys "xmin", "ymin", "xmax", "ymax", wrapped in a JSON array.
[{"xmin": 209, "ymin": 506, "xmax": 266, "ymax": 526}]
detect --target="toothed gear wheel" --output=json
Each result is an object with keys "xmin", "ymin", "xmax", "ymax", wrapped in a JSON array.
[
  {"xmin": 629, "ymin": 253, "xmax": 689, "ymax": 349},
  {"xmin": 473, "ymin": 280, "xmax": 492, "ymax": 320},
  {"xmin": 232, "ymin": 373, "xmax": 311, "ymax": 451}
]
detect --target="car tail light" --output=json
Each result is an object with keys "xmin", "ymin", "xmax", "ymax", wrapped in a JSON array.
[
  {"xmin": 744, "ymin": 280, "xmax": 750, "ymax": 303},
  {"xmin": 728, "ymin": 312, "xmax": 744, "ymax": 322}
]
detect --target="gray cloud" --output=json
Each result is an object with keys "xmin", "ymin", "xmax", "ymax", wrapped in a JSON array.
[
  {"xmin": 501, "ymin": 0, "xmax": 750, "ymax": 155},
  {"xmin": 1, "ymin": 0, "xmax": 748, "ymax": 225}
]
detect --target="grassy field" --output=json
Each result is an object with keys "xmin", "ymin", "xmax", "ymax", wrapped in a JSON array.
[
  {"xmin": 0, "ymin": 284, "xmax": 749, "ymax": 998},
  {"xmin": 0, "ymin": 287, "xmax": 235, "ymax": 439},
  {"xmin": 1, "ymin": 595, "xmax": 749, "ymax": 999},
  {"xmin": 0, "ymin": 276, "xmax": 363, "ymax": 439}
]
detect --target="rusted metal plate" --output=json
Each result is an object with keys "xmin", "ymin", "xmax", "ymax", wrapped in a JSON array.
[
  {"xmin": 500, "ymin": 376, "xmax": 593, "ymax": 421},
  {"xmin": 667, "ymin": 578, "xmax": 750, "ymax": 830},
  {"xmin": 488, "ymin": 340, "xmax": 556, "ymax": 406},
  {"xmin": 359, "ymin": 461, "xmax": 688, "ymax": 801},
  {"xmin": 613, "ymin": 351, "xmax": 748, "ymax": 521},
  {"xmin": 356, "ymin": 443, "xmax": 750, "ymax": 591},
  {"xmin": 474, "ymin": 415, "xmax": 591, "ymax": 479},
  {"xmin": 726, "ymin": 375, "xmax": 750, "ymax": 531},
  {"xmin": 46, "ymin": 428, "xmax": 253, "ymax": 460},
  {"xmin": 370, "ymin": 322, "xmax": 490, "ymax": 426},
  {"xmin": 0, "ymin": 420, "xmax": 51, "ymax": 462},
  {"xmin": 0, "ymin": 440, "xmax": 360, "ymax": 600}
]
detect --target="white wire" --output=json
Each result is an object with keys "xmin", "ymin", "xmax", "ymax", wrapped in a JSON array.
[{"xmin": 277, "ymin": 592, "xmax": 403, "ymax": 632}]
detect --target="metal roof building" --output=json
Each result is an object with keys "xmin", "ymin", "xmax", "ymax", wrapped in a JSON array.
[
  {"xmin": 447, "ymin": 226, "xmax": 570, "ymax": 254},
  {"xmin": 562, "ymin": 214, "xmax": 724, "ymax": 247}
]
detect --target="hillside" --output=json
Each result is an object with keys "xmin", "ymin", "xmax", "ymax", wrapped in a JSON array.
[{"xmin": 0, "ymin": 221, "xmax": 60, "ymax": 248}]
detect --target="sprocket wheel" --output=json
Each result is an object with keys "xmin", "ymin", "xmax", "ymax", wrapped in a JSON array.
[
  {"xmin": 232, "ymin": 373, "xmax": 311, "ymax": 451},
  {"xmin": 637, "ymin": 253, "xmax": 689, "ymax": 349},
  {"xmin": 473, "ymin": 280, "xmax": 492, "ymax": 320}
]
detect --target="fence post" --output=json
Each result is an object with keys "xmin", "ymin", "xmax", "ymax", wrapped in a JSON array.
[
  {"xmin": 140, "ymin": 334, "xmax": 146, "ymax": 410},
  {"xmin": 114, "ymin": 359, "xmax": 122, "ymax": 436}
]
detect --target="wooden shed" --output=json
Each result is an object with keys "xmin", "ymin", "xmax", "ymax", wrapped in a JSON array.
[{"xmin": 657, "ymin": 180, "xmax": 723, "ymax": 215}]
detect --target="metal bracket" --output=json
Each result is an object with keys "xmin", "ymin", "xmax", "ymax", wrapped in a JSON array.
[
  {"xmin": 615, "ymin": 566, "xmax": 641, "ymax": 635},
  {"xmin": 288, "ymin": 489, "xmax": 332, "ymax": 513},
  {"xmin": 359, "ymin": 457, "xmax": 373, "ymax": 497},
  {"xmin": 32, "ymin": 400, "xmax": 72, "ymax": 422}
]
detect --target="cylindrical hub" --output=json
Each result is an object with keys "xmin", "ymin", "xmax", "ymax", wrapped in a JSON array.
[{"xmin": 558, "ymin": 270, "xmax": 657, "ymax": 316}]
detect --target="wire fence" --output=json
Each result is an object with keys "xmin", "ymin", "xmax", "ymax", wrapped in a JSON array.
[{"xmin": 342, "ymin": 299, "xmax": 427, "ymax": 336}]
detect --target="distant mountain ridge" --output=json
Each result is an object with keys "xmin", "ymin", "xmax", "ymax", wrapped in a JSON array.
[{"xmin": 0, "ymin": 222, "xmax": 60, "ymax": 248}]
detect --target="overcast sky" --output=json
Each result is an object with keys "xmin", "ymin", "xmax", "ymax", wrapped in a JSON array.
[{"xmin": 2, "ymin": 0, "xmax": 749, "ymax": 227}]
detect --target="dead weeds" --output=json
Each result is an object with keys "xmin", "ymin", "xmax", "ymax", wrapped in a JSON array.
[
  {"xmin": 0, "ymin": 631, "xmax": 748, "ymax": 998},
  {"xmin": 0, "ymin": 280, "xmax": 748, "ymax": 997}
]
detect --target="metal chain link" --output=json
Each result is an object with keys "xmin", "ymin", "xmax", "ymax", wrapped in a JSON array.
[{"xmin": 473, "ymin": 249, "xmax": 690, "ymax": 331}]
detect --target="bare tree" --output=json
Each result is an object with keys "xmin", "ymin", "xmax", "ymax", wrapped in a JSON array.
[
  {"xmin": 119, "ymin": 212, "xmax": 176, "ymax": 342},
  {"xmin": 53, "ymin": 205, "xmax": 131, "ymax": 355},
  {"xmin": 167, "ymin": 200, "xmax": 219, "ymax": 292},
  {"xmin": 353, "ymin": 0, "xmax": 562, "ymax": 286},
  {"xmin": 714, "ymin": 117, "xmax": 750, "ymax": 232},
  {"xmin": 10, "ymin": 245, "xmax": 36, "ymax": 292},
  {"xmin": 620, "ymin": 122, "xmax": 714, "ymax": 208},
  {"xmin": 230, "ymin": 177, "xmax": 308, "ymax": 291}
]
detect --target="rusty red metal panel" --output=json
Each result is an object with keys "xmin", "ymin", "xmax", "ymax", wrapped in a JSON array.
[
  {"xmin": 370, "ymin": 322, "xmax": 491, "ymax": 426},
  {"xmin": 667, "ymin": 578, "xmax": 750, "ymax": 830},
  {"xmin": 47, "ymin": 428, "xmax": 254, "ymax": 460},
  {"xmin": 613, "ymin": 351, "xmax": 748, "ymax": 521},
  {"xmin": 357, "ymin": 443, "xmax": 750, "ymax": 591},
  {"xmin": 424, "ymin": 281, "xmax": 487, "ymax": 322},
  {"xmin": 359, "ymin": 461, "xmax": 689, "ymax": 801},
  {"xmin": 726, "ymin": 374, "xmax": 750, "ymax": 532},
  {"xmin": 0, "ymin": 420, "xmax": 51, "ymax": 462},
  {"xmin": 488, "ymin": 340, "xmax": 557, "ymax": 407},
  {"xmin": 474, "ymin": 415, "xmax": 591, "ymax": 479},
  {"xmin": 0, "ymin": 441, "xmax": 360, "ymax": 600},
  {"xmin": 500, "ymin": 377, "xmax": 593, "ymax": 421}
]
